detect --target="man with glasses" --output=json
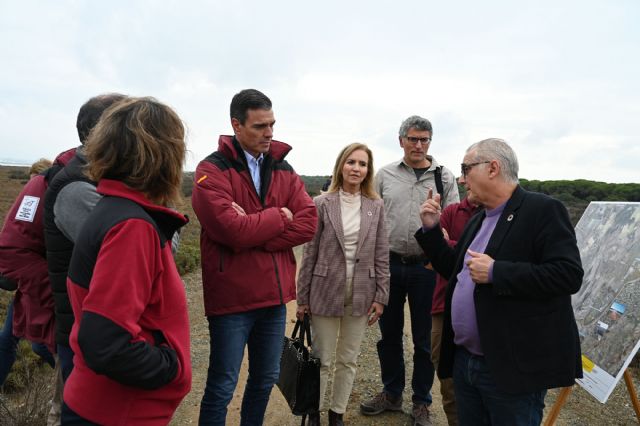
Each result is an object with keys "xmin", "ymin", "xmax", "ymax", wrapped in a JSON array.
[
  {"xmin": 361, "ymin": 116, "xmax": 459, "ymax": 426},
  {"xmin": 416, "ymin": 138, "xmax": 583, "ymax": 425}
]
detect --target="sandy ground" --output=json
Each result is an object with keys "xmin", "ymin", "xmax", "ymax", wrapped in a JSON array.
[{"xmin": 172, "ymin": 269, "xmax": 640, "ymax": 425}]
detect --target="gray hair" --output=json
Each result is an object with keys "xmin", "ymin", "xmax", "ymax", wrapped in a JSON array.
[
  {"xmin": 399, "ymin": 115, "xmax": 432, "ymax": 138},
  {"xmin": 467, "ymin": 138, "xmax": 519, "ymax": 184}
]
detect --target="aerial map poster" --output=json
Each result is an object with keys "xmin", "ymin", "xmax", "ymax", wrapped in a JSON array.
[{"xmin": 572, "ymin": 202, "xmax": 640, "ymax": 403}]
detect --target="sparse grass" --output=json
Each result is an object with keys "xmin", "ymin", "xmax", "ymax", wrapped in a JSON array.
[
  {"xmin": 2, "ymin": 341, "xmax": 53, "ymax": 394},
  {"xmin": 7, "ymin": 170, "xmax": 29, "ymax": 181},
  {"xmin": 0, "ymin": 341, "xmax": 55, "ymax": 426},
  {"xmin": 0, "ymin": 166, "xmax": 30, "ymax": 222}
]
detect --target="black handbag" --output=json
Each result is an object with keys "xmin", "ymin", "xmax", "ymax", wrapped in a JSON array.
[{"xmin": 277, "ymin": 313, "xmax": 320, "ymax": 423}]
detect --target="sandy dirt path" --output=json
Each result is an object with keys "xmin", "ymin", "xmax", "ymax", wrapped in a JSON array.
[{"xmin": 173, "ymin": 269, "xmax": 640, "ymax": 425}]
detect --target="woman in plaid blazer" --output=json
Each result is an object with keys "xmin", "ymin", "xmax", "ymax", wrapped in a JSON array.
[{"xmin": 297, "ymin": 143, "xmax": 390, "ymax": 426}]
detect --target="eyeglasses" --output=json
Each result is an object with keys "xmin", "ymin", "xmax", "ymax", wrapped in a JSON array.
[
  {"xmin": 460, "ymin": 161, "xmax": 490, "ymax": 177},
  {"xmin": 404, "ymin": 136, "xmax": 431, "ymax": 145}
]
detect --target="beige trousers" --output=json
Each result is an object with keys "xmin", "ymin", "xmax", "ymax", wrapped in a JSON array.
[
  {"xmin": 311, "ymin": 305, "xmax": 368, "ymax": 414},
  {"xmin": 432, "ymin": 313, "xmax": 458, "ymax": 425}
]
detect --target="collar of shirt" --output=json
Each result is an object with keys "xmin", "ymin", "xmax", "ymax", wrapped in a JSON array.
[
  {"xmin": 485, "ymin": 200, "xmax": 507, "ymax": 217},
  {"xmin": 243, "ymin": 150, "xmax": 264, "ymax": 194},
  {"xmin": 399, "ymin": 155, "xmax": 436, "ymax": 171}
]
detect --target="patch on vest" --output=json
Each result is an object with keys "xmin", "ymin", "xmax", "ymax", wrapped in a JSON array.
[{"xmin": 15, "ymin": 195, "xmax": 40, "ymax": 222}]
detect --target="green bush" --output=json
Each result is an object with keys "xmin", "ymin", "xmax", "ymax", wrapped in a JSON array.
[
  {"xmin": 175, "ymin": 243, "xmax": 200, "ymax": 276},
  {"xmin": 7, "ymin": 170, "xmax": 28, "ymax": 181},
  {"xmin": 181, "ymin": 172, "xmax": 195, "ymax": 197}
]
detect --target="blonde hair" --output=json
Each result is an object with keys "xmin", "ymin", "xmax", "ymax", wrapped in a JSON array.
[
  {"xmin": 84, "ymin": 97, "xmax": 186, "ymax": 206},
  {"xmin": 29, "ymin": 158, "xmax": 52, "ymax": 177},
  {"xmin": 327, "ymin": 143, "xmax": 379, "ymax": 199}
]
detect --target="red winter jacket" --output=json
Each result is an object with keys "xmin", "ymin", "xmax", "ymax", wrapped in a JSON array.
[
  {"xmin": 431, "ymin": 197, "xmax": 481, "ymax": 315},
  {"xmin": 64, "ymin": 179, "xmax": 191, "ymax": 425},
  {"xmin": 192, "ymin": 136, "xmax": 317, "ymax": 315},
  {"xmin": 0, "ymin": 148, "xmax": 75, "ymax": 350}
]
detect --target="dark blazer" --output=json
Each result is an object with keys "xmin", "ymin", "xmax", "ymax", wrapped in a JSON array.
[{"xmin": 415, "ymin": 186, "xmax": 584, "ymax": 394}]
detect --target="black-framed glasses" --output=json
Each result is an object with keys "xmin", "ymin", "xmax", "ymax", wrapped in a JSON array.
[
  {"xmin": 460, "ymin": 161, "xmax": 490, "ymax": 177},
  {"xmin": 404, "ymin": 136, "xmax": 431, "ymax": 145}
]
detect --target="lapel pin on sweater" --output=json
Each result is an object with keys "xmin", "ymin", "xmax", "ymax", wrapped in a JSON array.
[
  {"xmin": 367, "ymin": 211, "xmax": 372, "ymax": 216},
  {"xmin": 507, "ymin": 214, "xmax": 514, "ymax": 222}
]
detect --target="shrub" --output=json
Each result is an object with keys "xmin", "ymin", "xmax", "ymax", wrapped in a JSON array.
[
  {"xmin": 181, "ymin": 173, "xmax": 195, "ymax": 197},
  {"xmin": 0, "ymin": 342, "xmax": 54, "ymax": 426},
  {"xmin": 7, "ymin": 170, "xmax": 28, "ymax": 181},
  {"xmin": 175, "ymin": 242, "xmax": 200, "ymax": 276}
]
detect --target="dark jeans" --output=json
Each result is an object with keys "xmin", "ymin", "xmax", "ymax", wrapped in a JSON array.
[
  {"xmin": 199, "ymin": 305, "xmax": 286, "ymax": 426},
  {"xmin": 453, "ymin": 347, "xmax": 546, "ymax": 426},
  {"xmin": 57, "ymin": 343, "xmax": 74, "ymax": 382},
  {"xmin": 0, "ymin": 298, "xmax": 55, "ymax": 386},
  {"xmin": 377, "ymin": 257, "xmax": 436, "ymax": 405},
  {"xmin": 61, "ymin": 402, "xmax": 99, "ymax": 425}
]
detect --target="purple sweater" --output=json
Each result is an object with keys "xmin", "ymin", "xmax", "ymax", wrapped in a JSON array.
[{"xmin": 451, "ymin": 202, "xmax": 505, "ymax": 355}]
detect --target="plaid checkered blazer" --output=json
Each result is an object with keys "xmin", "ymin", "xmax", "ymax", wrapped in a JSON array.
[{"xmin": 297, "ymin": 192, "xmax": 390, "ymax": 317}]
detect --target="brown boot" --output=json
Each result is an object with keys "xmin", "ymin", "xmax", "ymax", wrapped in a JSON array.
[
  {"xmin": 360, "ymin": 392, "xmax": 402, "ymax": 415},
  {"xmin": 307, "ymin": 411, "xmax": 321, "ymax": 426},
  {"xmin": 328, "ymin": 410, "xmax": 344, "ymax": 426}
]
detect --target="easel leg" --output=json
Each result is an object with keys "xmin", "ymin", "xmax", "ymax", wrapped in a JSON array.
[
  {"xmin": 543, "ymin": 386, "xmax": 573, "ymax": 426},
  {"xmin": 623, "ymin": 369, "xmax": 640, "ymax": 423}
]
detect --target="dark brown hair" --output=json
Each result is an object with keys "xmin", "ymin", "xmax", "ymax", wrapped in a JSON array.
[
  {"xmin": 76, "ymin": 93, "xmax": 127, "ymax": 144},
  {"xmin": 230, "ymin": 89, "xmax": 272, "ymax": 124},
  {"xmin": 84, "ymin": 97, "xmax": 186, "ymax": 206}
]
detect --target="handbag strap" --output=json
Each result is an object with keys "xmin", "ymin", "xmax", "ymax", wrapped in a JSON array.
[
  {"xmin": 291, "ymin": 318, "xmax": 302, "ymax": 339},
  {"xmin": 301, "ymin": 313, "xmax": 312, "ymax": 347},
  {"xmin": 291, "ymin": 314, "xmax": 313, "ymax": 348}
]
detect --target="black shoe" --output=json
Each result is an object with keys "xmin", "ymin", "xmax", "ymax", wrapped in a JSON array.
[
  {"xmin": 307, "ymin": 411, "xmax": 321, "ymax": 426},
  {"xmin": 328, "ymin": 410, "xmax": 344, "ymax": 426}
]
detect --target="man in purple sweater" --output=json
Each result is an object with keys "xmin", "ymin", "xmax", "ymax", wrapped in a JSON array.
[
  {"xmin": 431, "ymin": 190, "xmax": 481, "ymax": 425},
  {"xmin": 415, "ymin": 138, "xmax": 583, "ymax": 426}
]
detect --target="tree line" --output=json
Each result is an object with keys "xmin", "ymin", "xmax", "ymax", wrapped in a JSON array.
[
  {"xmin": 11, "ymin": 170, "xmax": 639, "ymax": 226},
  {"xmin": 299, "ymin": 176, "xmax": 640, "ymax": 226}
]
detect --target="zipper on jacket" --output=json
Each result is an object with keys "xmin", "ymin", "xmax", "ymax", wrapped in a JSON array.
[
  {"xmin": 219, "ymin": 249, "xmax": 224, "ymax": 273},
  {"xmin": 271, "ymin": 253, "xmax": 284, "ymax": 304}
]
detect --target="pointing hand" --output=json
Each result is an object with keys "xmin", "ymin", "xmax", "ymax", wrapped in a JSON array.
[{"xmin": 419, "ymin": 188, "xmax": 442, "ymax": 229}]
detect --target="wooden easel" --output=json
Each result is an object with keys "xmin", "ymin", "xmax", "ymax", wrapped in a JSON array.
[{"xmin": 543, "ymin": 369, "xmax": 640, "ymax": 425}]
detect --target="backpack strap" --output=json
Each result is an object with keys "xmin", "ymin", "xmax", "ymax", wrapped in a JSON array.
[{"xmin": 434, "ymin": 166, "xmax": 444, "ymax": 198}]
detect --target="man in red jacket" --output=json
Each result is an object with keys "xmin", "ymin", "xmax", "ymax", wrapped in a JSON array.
[
  {"xmin": 192, "ymin": 89, "xmax": 317, "ymax": 425},
  {"xmin": 431, "ymin": 188, "xmax": 481, "ymax": 425}
]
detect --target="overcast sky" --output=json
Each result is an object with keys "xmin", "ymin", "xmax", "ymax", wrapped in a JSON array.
[{"xmin": 1, "ymin": 0, "xmax": 638, "ymax": 183}]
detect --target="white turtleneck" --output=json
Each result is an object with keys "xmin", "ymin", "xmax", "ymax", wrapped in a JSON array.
[{"xmin": 340, "ymin": 189, "xmax": 361, "ymax": 304}]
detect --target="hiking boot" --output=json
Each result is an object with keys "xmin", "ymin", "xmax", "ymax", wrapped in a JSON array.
[
  {"xmin": 411, "ymin": 403, "xmax": 433, "ymax": 426},
  {"xmin": 360, "ymin": 392, "xmax": 403, "ymax": 415}
]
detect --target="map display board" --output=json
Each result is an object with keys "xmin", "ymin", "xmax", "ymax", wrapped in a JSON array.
[{"xmin": 572, "ymin": 202, "xmax": 640, "ymax": 403}]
